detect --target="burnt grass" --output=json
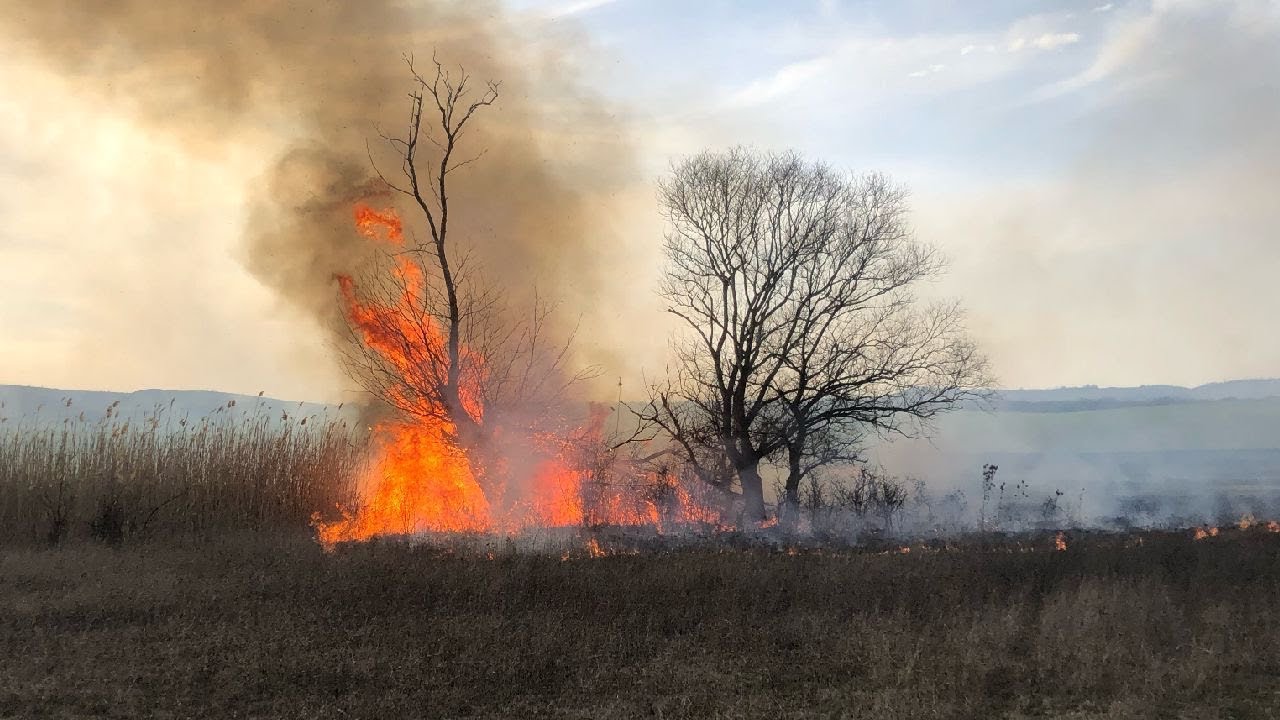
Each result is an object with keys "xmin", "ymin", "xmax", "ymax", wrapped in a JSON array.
[{"xmin": 4, "ymin": 530, "xmax": 1280, "ymax": 719}]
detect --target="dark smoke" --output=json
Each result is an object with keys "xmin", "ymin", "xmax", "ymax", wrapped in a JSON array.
[{"xmin": 0, "ymin": 0, "xmax": 635, "ymax": 396}]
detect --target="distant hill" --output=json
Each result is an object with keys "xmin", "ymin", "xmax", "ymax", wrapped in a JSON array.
[
  {"xmin": 0, "ymin": 385, "xmax": 342, "ymax": 426},
  {"xmin": 868, "ymin": 394, "xmax": 1280, "ymax": 522},
  {"xmin": 6, "ymin": 379, "xmax": 1277, "ymax": 424},
  {"xmin": 6, "ymin": 381, "xmax": 1280, "ymax": 522},
  {"xmin": 997, "ymin": 379, "xmax": 1280, "ymax": 405}
]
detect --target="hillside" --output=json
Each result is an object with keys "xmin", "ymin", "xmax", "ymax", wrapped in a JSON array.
[
  {"xmin": 0, "ymin": 385, "xmax": 342, "ymax": 426},
  {"xmin": 997, "ymin": 378, "xmax": 1280, "ymax": 405}
]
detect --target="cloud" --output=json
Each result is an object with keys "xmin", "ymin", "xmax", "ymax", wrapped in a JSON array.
[
  {"xmin": 1008, "ymin": 32, "xmax": 1081, "ymax": 52},
  {"xmin": 545, "ymin": 0, "xmax": 622, "ymax": 18},
  {"xmin": 917, "ymin": 0, "xmax": 1280, "ymax": 388},
  {"xmin": 1031, "ymin": 32, "xmax": 1082, "ymax": 50},
  {"xmin": 1029, "ymin": 3, "xmax": 1176, "ymax": 101},
  {"xmin": 908, "ymin": 63, "xmax": 947, "ymax": 78},
  {"xmin": 724, "ymin": 55, "xmax": 833, "ymax": 108},
  {"xmin": 722, "ymin": 14, "xmax": 1087, "ymax": 114}
]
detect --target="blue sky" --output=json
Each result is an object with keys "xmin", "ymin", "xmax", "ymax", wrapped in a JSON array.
[
  {"xmin": 502, "ymin": 0, "xmax": 1280, "ymax": 391},
  {"xmin": 513, "ymin": 0, "xmax": 1118, "ymax": 182}
]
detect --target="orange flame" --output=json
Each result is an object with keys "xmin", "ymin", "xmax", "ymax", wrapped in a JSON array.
[
  {"xmin": 314, "ymin": 205, "xmax": 724, "ymax": 548},
  {"xmin": 315, "ymin": 420, "xmax": 492, "ymax": 545},
  {"xmin": 1054, "ymin": 532, "xmax": 1067, "ymax": 552},
  {"xmin": 1193, "ymin": 525, "xmax": 1220, "ymax": 541},
  {"xmin": 354, "ymin": 204, "xmax": 404, "ymax": 244}
]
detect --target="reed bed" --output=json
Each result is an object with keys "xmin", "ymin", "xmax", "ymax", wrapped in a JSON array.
[{"xmin": 0, "ymin": 400, "xmax": 367, "ymax": 544}]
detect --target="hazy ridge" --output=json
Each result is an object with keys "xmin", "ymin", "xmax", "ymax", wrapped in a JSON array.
[
  {"xmin": 7, "ymin": 382, "xmax": 1280, "ymax": 522},
  {"xmin": 6, "ymin": 379, "xmax": 1279, "ymax": 423},
  {"xmin": 0, "ymin": 384, "xmax": 342, "ymax": 426}
]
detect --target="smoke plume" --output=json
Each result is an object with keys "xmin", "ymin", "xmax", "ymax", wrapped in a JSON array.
[{"xmin": 0, "ymin": 0, "xmax": 634, "ymax": 399}]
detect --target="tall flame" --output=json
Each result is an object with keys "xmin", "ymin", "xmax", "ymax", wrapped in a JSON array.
[{"xmin": 314, "ymin": 205, "xmax": 720, "ymax": 547}]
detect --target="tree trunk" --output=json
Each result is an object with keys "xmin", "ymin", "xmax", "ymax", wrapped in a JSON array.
[
  {"xmin": 780, "ymin": 445, "xmax": 803, "ymax": 527},
  {"xmin": 738, "ymin": 462, "xmax": 767, "ymax": 523}
]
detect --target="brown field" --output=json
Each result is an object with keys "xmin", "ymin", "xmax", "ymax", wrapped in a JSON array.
[{"xmin": 5, "ymin": 529, "xmax": 1280, "ymax": 719}]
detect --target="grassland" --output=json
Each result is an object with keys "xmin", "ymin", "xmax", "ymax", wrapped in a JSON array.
[
  {"xmin": 4, "ymin": 396, "xmax": 1280, "ymax": 718},
  {"xmin": 5, "ymin": 529, "xmax": 1280, "ymax": 719}
]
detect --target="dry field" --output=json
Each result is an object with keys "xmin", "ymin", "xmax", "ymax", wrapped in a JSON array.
[{"xmin": 4, "ymin": 529, "xmax": 1280, "ymax": 719}]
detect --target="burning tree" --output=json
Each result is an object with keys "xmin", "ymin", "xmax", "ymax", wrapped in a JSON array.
[
  {"xmin": 317, "ymin": 57, "xmax": 594, "ymax": 541},
  {"xmin": 638, "ymin": 148, "xmax": 989, "ymax": 523}
]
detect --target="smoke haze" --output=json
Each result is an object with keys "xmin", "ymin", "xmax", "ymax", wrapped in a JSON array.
[
  {"xmin": 2, "ymin": 1, "xmax": 1277, "ymax": 401},
  {"xmin": 912, "ymin": 0, "xmax": 1280, "ymax": 389},
  {"xmin": 0, "ymin": 0, "xmax": 635, "ymax": 400}
]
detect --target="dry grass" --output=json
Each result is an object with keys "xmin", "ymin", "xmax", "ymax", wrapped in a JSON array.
[
  {"xmin": 0, "ymin": 403, "xmax": 365, "ymax": 543},
  {"xmin": 4, "ymin": 403, "xmax": 1280, "ymax": 716},
  {"xmin": 4, "ymin": 530, "xmax": 1280, "ymax": 719}
]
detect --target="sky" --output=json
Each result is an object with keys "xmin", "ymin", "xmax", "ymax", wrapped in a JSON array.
[{"xmin": 0, "ymin": 0, "xmax": 1277, "ymax": 402}]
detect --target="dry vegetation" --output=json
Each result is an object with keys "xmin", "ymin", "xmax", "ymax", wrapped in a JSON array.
[
  {"xmin": 4, "ymin": 413, "xmax": 1280, "ymax": 717},
  {"xmin": 4, "ymin": 530, "xmax": 1280, "ymax": 719},
  {"xmin": 0, "ymin": 403, "xmax": 365, "ymax": 544}
]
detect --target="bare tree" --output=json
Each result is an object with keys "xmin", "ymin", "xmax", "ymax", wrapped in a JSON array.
[
  {"xmin": 367, "ymin": 54, "xmax": 497, "ymax": 446},
  {"xmin": 638, "ymin": 147, "xmax": 989, "ymax": 523},
  {"xmin": 340, "ymin": 55, "xmax": 586, "ymax": 499}
]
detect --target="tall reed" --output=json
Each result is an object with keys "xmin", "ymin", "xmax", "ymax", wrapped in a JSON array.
[{"xmin": 0, "ymin": 399, "xmax": 367, "ymax": 544}]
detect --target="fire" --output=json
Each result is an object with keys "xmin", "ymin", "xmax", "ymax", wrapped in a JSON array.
[
  {"xmin": 1054, "ymin": 532, "xmax": 1067, "ymax": 552},
  {"xmin": 525, "ymin": 458, "xmax": 585, "ymax": 527},
  {"xmin": 315, "ymin": 420, "xmax": 492, "ymax": 545},
  {"xmin": 1238, "ymin": 514, "xmax": 1256, "ymax": 530},
  {"xmin": 1193, "ymin": 525, "xmax": 1220, "ymax": 541},
  {"xmin": 314, "ymin": 205, "xmax": 721, "ymax": 548},
  {"xmin": 354, "ymin": 205, "xmax": 404, "ymax": 244}
]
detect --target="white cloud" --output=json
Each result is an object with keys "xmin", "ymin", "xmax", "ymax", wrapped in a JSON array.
[
  {"xmin": 1032, "ymin": 32, "xmax": 1083, "ymax": 50},
  {"xmin": 1029, "ymin": 9, "xmax": 1161, "ymax": 101},
  {"xmin": 1008, "ymin": 32, "xmax": 1081, "ymax": 52},
  {"xmin": 545, "ymin": 0, "xmax": 622, "ymax": 18},
  {"xmin": 1094, "ymin": 3, "xmax": 1115, "ymax": 12},
  {"xmin": 961, "ymin": 43, "xmax": 998, "ymax": 55},
  {"xmin": 723, "ymin": 19, "xmax": 1082, "ymax": 112},
  {"xmin": 724, "ymin": 55, "xmax": 832, "ymax": 108},
  {"xmin": 908, "ymin": 63, "xmax": 947, "ymax": 78}
]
